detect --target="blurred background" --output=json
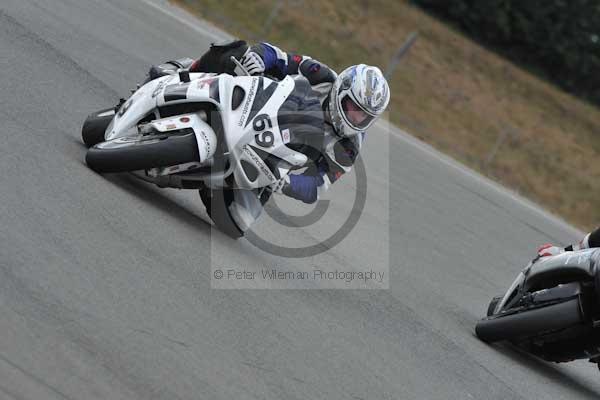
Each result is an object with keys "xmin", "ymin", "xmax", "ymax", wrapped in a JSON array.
[{"xmin": 174, "ymin": 0, "xmax": 600, "ymax": 230}]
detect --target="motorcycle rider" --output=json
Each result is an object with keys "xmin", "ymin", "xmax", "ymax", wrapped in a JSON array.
[
  {"xmin": 537, "ymin": 227, "xmax": 600, "ymax": 257},
  {"xmin": 191, "ymin": 40, "xmax": 389, "ymax": 199},
  {"xmin": 151, "ymin": 40, "xmax": 390, "ymax": 234}
]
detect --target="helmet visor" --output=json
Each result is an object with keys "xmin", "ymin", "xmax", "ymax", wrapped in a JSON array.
[{"xmin": 341, "ymin": 95, "xmax": 374, "ymax": 130}]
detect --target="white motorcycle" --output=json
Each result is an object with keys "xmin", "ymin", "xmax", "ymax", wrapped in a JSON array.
[{"xmin": 82, "ymin": 58, "xmax": 312, "ymax": 237}]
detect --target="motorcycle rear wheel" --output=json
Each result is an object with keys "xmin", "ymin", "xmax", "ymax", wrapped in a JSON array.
[{"xmin": 199, "ymin": 187, "xmax": 244, "ymax": 239}]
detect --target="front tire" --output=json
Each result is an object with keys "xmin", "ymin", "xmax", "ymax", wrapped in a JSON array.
[
  {"xmin": 86, "ymin": 132, "xmax": 199, "ymax": 173},
  {"xmin": 475, "ymin": 298, "xmax": 583, "ymax": 343}
]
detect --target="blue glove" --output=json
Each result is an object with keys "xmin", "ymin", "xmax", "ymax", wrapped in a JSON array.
[
  {"xmin": 239, "ymin": 51, "xmax": 265, "ymax": 76},
  {"xmin": 285, "ymin": 173, "xmax": 324, "ymax": 204}
]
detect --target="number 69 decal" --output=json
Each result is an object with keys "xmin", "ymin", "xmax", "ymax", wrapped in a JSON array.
[{"xmin": 253, "ymin": 113, "xmax": 275, "ymax": 148}]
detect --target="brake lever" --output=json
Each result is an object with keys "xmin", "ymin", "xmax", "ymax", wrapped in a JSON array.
[{"xmin": 230, "ymin": 56, "xmax": 250, "ymax": 76}]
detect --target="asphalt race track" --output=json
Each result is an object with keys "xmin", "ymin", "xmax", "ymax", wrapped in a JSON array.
[{"xmin": 1, "ymin": 0, "xmax": 598, "ymax": 399}]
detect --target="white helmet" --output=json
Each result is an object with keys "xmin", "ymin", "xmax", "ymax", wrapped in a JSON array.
[{"xmin": 328, "ymin": 64, "xmax": 390, "ymax": 137}]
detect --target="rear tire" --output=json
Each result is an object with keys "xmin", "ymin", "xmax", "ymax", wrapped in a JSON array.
[
  {"xmin": 475, "ymin": 298, "xmax": 583, "ymax": 343},
  {"xmin": 199, "ymin": 188, "xmax": 244, "ymax": 239},
  {"xmin": 82, "ymin": 108, "xmax": 115, "ymax": 147},
  {"xmin": 86, "ymin": 132, "xmax": 199, "ymax": 173}
]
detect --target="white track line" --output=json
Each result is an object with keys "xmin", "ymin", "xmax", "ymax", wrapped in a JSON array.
[{"xmin": 140, "ymin": 0, "xmax": 230, "ymax": 42}]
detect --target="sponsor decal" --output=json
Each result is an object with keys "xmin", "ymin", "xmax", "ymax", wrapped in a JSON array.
[
  {"xmin": 243, "ymin": 145, "xmax": 275, "ymax": 182},
  {"xmin": 180, "ymin": 117, "xmax": 190, "ymax": 123},
  {"xmin": 198, "ymin": 129, "xmax": 212, "ymax": 157},
  {"xmin": 152, "ymin": 80, "xmax": 167, "ymax": 98},
  {"xmin": 281, "ymin": 128, "xmax": 290, "ymax": 144},
  {"xmin": 243, "ymin": 78, "xmax": 278, "ymax": 128},
  {"xmin": 166, "ymin": 124, "xmax": 177, "ymax": 130},
  {"xmin": 238, "ymin": 78, "xmax": 258, "ymax": 127}
]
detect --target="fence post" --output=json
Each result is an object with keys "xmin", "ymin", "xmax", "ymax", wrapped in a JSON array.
[
  {"xmin": 484, "ymin": 125, "xmax": 519, "ymax": 172},
  {"xmin": 261, "ymin": 0, "xmax": 285, "ymax": 39},
  {"xmin": 384, "ymin": 31, "xmax": 419, "ymax": 80}
]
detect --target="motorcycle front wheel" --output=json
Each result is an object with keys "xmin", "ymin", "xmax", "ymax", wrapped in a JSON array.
[
  {"xmin": 85, "ymin": 132, "xmax": 199, "ymax": 173},
  {"xmin": 475, "ymin": 298, "xmax": 583, "ymax": 343}
]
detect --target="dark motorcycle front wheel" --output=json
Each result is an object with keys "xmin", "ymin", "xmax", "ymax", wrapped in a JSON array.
[
  {"xmin": 86, "ymin": 132, "xmax": 199, "ymax": 173},
  {"xmin": 475, "ymin": 298, "xmax": 583, "ymax": 343}
]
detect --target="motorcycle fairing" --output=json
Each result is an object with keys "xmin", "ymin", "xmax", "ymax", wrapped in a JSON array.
[
  {"xmin": 104, "ymin": 72, "xmax": 308, "ymax": 190},
  {"xmin": 494, "ymin": 248, "xmax": 600, "ymax": 314}
]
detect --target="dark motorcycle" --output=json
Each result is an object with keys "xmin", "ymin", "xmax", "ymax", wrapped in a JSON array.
[{"xmin": 476, "ymin": 248, "xmax": 600, "ymax": 370}]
